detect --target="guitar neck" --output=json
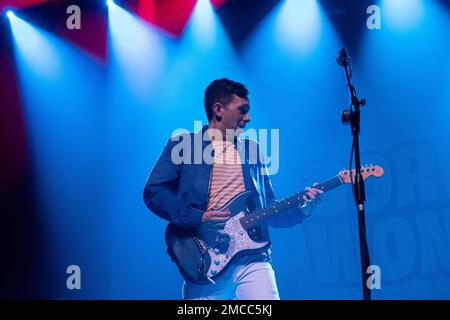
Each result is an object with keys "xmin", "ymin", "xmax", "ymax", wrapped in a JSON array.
[{"xmin": 240, "ymin": 175, "xmax": 344, "ymax": 229}]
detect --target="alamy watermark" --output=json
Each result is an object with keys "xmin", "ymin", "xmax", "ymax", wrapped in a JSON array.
[
  {"xmin": 66, "ymin": 264, "xmax": 81, "ymax": 290},
  {"xmin": 66, "ymin": 5, "xmax": 81, "ymax": 30},
  {"xmin": 66, "ymin": 4, "xmax": 382, "ymax": 31},
  {"xmin": 367, "ymin": 265, "xmax": 381, "ymax": 290},
  {"xmin": 367, "ymin": 5, "xmax": 382, "ymax": 30},
  {"xmin": 169, "ymin": 121, "xmax": 280, "ymax": 175}
]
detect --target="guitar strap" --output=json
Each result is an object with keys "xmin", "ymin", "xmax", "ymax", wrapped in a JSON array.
[
  {"xmin": 238, "ymin": 138, "xmax": 269, "ymax": 208},
  {"xmin": 250, "ymin": 149, "xmax": 268, "ymax": 208}
]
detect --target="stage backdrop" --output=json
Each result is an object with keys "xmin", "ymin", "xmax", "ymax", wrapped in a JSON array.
[{"xmin": 1, "ymin": 0, "xmax": 449, "ymax": 299}]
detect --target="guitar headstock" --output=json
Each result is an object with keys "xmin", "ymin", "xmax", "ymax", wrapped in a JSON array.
[{"xmin": 339, "ymin": 164, "xmax": 384, "ymax": 184}]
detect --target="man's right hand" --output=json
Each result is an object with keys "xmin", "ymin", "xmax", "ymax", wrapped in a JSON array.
[{"xmin": 201, "ymin": 209, "xmax": 231, "ymax": 230}]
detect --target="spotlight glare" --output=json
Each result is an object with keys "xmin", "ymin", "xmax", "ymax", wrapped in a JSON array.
[
  {"xmin": 6, "ymin": 10, "xmax": 15, "ymax": 19},
  {"xmin": 107, "ymin": 0, "xmax": 114, "ymax": 7}
]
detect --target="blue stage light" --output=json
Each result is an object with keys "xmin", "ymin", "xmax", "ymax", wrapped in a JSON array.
[
  {"xmin": 382, "ymin": 0, "xmax": 425, "ymax": 31},
  {"xmin": 6, "ymin": 10, "xmax": 15, "ymax": 19},
  {"xmin": 274, "ymin": 0, "xmax": 322, "ymax": 55}
]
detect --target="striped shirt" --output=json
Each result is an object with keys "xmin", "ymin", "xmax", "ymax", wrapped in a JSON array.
[{"xmin": 206, "ymin": 139, "xmax": 245, "ymax": 210}]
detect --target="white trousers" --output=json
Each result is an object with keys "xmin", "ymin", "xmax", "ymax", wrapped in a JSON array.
[{"xmin": 182, "ymin": 253, "xmax": 280, "ymax": 300}]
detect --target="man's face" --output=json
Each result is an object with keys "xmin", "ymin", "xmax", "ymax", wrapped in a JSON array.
[{"xmin": 220, "ymin": 94, "xmax": 251, "ymax": 130}]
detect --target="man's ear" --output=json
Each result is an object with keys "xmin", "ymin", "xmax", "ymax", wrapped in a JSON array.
[{"xmin": 213, "ymin": 102, "xmax": 223, "ymax": 121}]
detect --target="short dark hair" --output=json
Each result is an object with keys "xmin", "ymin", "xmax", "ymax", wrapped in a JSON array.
[{"xmin": 204, "ymin": 78, "xmax": 249, "ymax": 121}]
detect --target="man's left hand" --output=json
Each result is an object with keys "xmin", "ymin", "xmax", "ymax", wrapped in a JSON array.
[{"xmin": 300, "ymin": 183, "xmax": 324, "ymax": 217}]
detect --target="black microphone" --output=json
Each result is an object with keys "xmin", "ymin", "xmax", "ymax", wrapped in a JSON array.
[{"xmin": 336, "ymin": 48, "xmax": 350, "ymax": 67}]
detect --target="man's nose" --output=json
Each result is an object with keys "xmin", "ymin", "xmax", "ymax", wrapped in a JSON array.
[{"xmin": 243, "ymin": 113, "xmax": 251, "ymax": 123}]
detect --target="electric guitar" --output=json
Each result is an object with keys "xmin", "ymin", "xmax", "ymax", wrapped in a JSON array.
[{"xmin": 165, "ymin": 164, "xmax": 384, "ymax": 284}]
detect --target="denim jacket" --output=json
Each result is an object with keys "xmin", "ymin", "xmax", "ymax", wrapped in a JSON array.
[{"xmin": 143, "ymin": 125, "xmax": 305, "ymax": 240}]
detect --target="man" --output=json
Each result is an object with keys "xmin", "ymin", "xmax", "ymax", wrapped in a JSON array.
[{"xmin": 143, "ymin": 78, "xmax": 323, "ymax": 300}]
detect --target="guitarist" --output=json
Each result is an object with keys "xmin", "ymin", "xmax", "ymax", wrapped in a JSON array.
[{"xmin": 143, "ymin": 78, "xmax": 323, "ymax": 300}]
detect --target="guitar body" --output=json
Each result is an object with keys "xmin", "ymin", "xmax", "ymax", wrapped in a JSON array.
[
  {"xmin": 165, "ymin": 191, "xmax": 270, "ymax": 284},
  {"xmin": 164, "ymin": 165, "xmax": 384, "ymax": 284}
]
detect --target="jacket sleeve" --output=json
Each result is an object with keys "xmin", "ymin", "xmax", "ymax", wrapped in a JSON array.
[{"xmin": 143, "ymin": 138, "xmax": 204, "ymax": 229}]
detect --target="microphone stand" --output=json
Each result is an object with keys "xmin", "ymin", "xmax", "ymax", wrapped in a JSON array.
[{"xmin": 337, "ymin": 49, "xmax": 371, "ymax": 300}]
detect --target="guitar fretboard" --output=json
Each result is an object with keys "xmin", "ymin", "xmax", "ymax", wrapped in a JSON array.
[{"xmin": 240, "ymin": 175, "xmax": 344, "ymax": 229}]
